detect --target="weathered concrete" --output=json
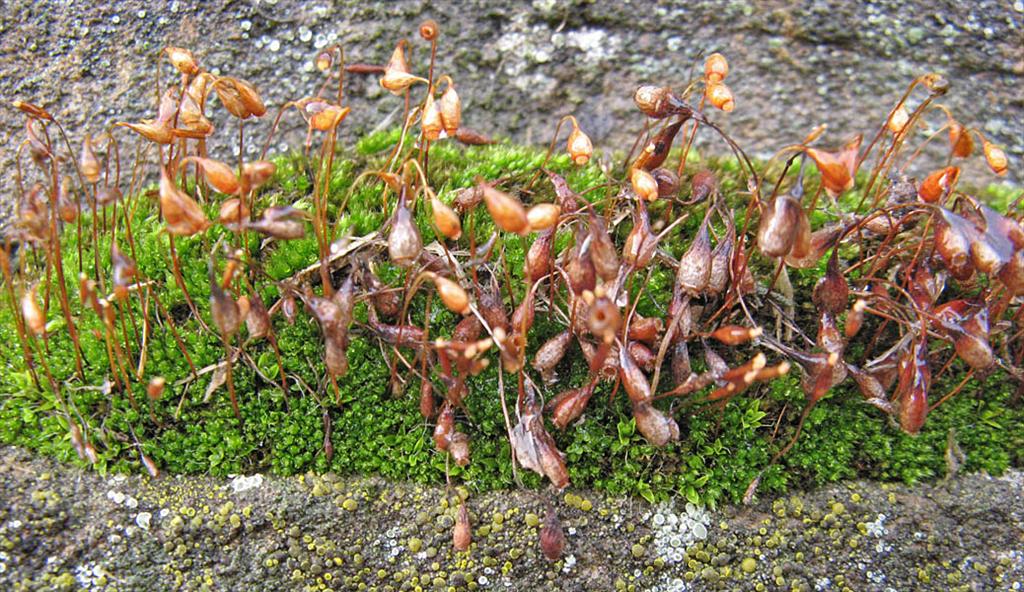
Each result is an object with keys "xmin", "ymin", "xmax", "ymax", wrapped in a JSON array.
[
  {"xmin": 0, "ymin": 446, "xmax": 1021, "ymax": 591},
  {"xmin": 1, "ymin": 0, "xmax": 1020, "ymax": 207}
]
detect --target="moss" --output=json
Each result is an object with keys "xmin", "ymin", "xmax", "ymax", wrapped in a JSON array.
[{"xmin": 0, "ymin": 128, "xmax": 1021, "ymax": 508}]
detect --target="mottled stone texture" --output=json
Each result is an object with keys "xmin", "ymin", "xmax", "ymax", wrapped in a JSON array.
[
  {"xmin": 0, "ymin": 0, "xmax": 1020, "ymax": 206},
  {"xmin": 0, "ymin": 446, "xmax": 1022, "ymax": 591}
]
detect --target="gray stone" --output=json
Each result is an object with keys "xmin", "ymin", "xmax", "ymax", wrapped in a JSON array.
[{"xmin": 1, "ymin": 0, "xmax": 1020, "ymax": 229}]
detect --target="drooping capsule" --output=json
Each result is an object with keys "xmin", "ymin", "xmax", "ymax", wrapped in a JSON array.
[
  {"xmin": 431, "ymin": 194, "xmax": 462, "ymax": 240},
  {"xmin": 887, "ymin": 105, "xmax": 910, "ymax": 134},
  {"xmin": 245, "ymin": 293, "xmax": 271, "ymax": 341},
  {"xmin": 788, "ymin": 208, "xmax": 812, "ymax": 261},
  {"xmin": 998, "ymin": 250, "xmax": 1024, "ymax": 295},
  {"xmin": 524, "ymin": 227, "xmax": 554, "ymax": 283},
  {"xmin": 628, "ymin": 341, "xmax": 657, "ymax": 372},
  {"xmin": 917, "ymin": 166, "xmax": 959, "ymax": 203},
  {"xmin": 246, "ymin": 206, "xmax": 306, "ymax": 240},
  {"xmin": 709, "ymin": 325, "xmax": 763, "ymax": 345},
  {"xmin": 623, "ymin": 198, "xmax": 658, "ymax": 268},
  {"xmin": 627, "ymin": 316, "xmax": 663, "ymax": 346},
  {"xmin": 449, "ymin": 432, "xmax": 471, "ymax": 467},
  {"xmin": 816, "ymin": 311, "xmax": 844, "ymax": 355},
  {"xmin": 209, "ymin": 262, "xmax": 241, "ymax": 338},
  {"xmin": 479, "ymin": 182, "xmax": 529, "ymax": 235},
  {"xmin": 618, "ymin": 345, "xmax": 652, "ymax": 405},
  {"xmin": 652, "ymin": 168, "xmax": 680, "ymax": 198},
  {"xmin": 671, "ymin": 342, "xmax": 692, "ymax": 386},
  {"xmin": 140, "ymin": 452, "xmax": 160, "ymax": 479},
  {"xmin": 540, "ymin": 508, "xmax": 566, "ymax": 561},
  {"xmin": 241, "ymin": 161, "xmax": 277, "ymax": 191},
  {"xmin": 218, "ymin": 199, "xmax": 250, "ymax": 229},
  {"xmin": 453, "ymin": 502, "xmax": 471, "ymax": 551},
  {"xmin": 706, "ymin": 82, "xmax": 734, "ymax": 112},
  {"xmin": 845, "ymin": 299, "xmax": 867, "ymax": 338},
  {"xmin": 315, "ymin": 51, "xmax": 333, "ymax": 72},
  {"xmin": 567, "ymin": 123, "xmax": 593, "ymax": 166},
  {"xmin": 421, "ymin": 92, "xmax": 444, "ymax": 141},
  {"xmin": 532, "ymin": 330, "xmax": 573, "ymax": 383},
  {"xmin": 546, "ymin": 380, "xmax": 597, "ymax": 429},
  {"xmin": 118, "ymin": 118, "xmax": 173, "ymax": 144},
  {"xmin": 970, "ymin": 204, "xmax": 1016, "ymax": 275},
  {"xmin": 588, "ymin": 211, "xmax": 620, "ymax": 281},
  {"xmin": 637, "ymin": 119, "xmax": 684, "ymax": 171},
  {"xmin": 309, "ymin": 104, "xmax": 350, "ymax": 132},
  {"xmin": 431, "ymin": 274, "xmax": 470, "ymax": 315},
  {"xmin": 979, "ymin": 203, "xmax": 1024, "ymax": 249},
  {"xmin": 633, "ymin": 85, "xmax": 674, "ymax": 119},
  {"xmin": 176, "ymin": 91, "xmax": 214, "ymax": 138},
  {"xmin": 952, "ymin": 309, "xmax": 994, "ymax": 370},
  {"xmin": 566, "ymin": 239, "xmax": 596, "ymax": 296},
  {"xmin": 983, "ymin": 140, "xmax": 1008, "ymax": 176},
  {"xmin": 689, "ymin": 170, "xmax": 717, "ymax": 203},
  {"xmin": 80, "ymin": 134, "xmax": 101, "ymax": 184},
  {"xmin": 704, "ymin": 53, "xmax": 729, "ymax": 83},
  {"xmin": 22, "ymin": 285, "xmax": 45, "ymax": 336},
  {"xmin": 934, "ymin": 208, "xmax": 977, "ymax": 281},
  {"xmin": 805, "ymin": 135, "xmax": 861, "ymax": 198},
  {"xmin": 381, "ymin": 40, "xmax": 425, "ymax": 95},
  {"xmin": 707, "ymin": 227, "xmax": 734, "ymax": 296},
  {"xmin": 159, "ymin": 167, "xmax": 210, "ymax": 236},
  {"xmin": 757, "ymin": 195, "xmax": 801, "ymax": 258},
  {"xmin": 676, "ymin": 210, "xmax": 713, "ymax": 295},
  {"xmin": 438, "ymin": 82, "xmax": 462, "ymax": 136},
  {"xmin": 947, "ymin": 120, "xmax": 973, "ymax": 158},
  {"xmin": 147, "ymin": 377, "xmax": 166, "ymax": 401},
  {"xmin": 632, "ymin": 401, "xmax": 680, "ymax": 447},
  {"xmin": 165, "ymin": 46, "xmax": 200, "ymax": 76},
  {"xmin": 511, "ymin": 382, "xmax": 570, "ymax": 489},
  {"xmin": 847, "ymin": 364, "xmax": 892, "ymax": 414},
  {"xmin": 111, "ymin": 242, "xmax": 137, "ymax": 301},
  {"xmin": 587, "ymin": 297, "xmax": 621, "ymax": 345},
  {"xmin": 213, "ymin": 77, "xmax": 252, "ymax": 119},
  {"xmin": 454, "ymin": 127, "xmax": 494, "ymax": 145},
  {"xmin": 527, "ymin": 203, "xmax": 561, "ymax": 232},
  {"xmin": 419, "ymin": 380, "xmax": 436, "ymax": 419},
  {"xmin": 630, "ymin": 167, "xmax": 659, "ymax": 202},
  {"xmin": 433, "ymin": 403, "xmax": 455, "ymax": 451},
  {"xmin": 388, "ymin": 191, "xmax": 422, "ymax": 267},
  {"xmin": 811, "ymin": 253, "xmax": 849, "ymax": 315},
  {"xmin": 895, "ymin": 341, "xmax": 930, "ymax": 435}
]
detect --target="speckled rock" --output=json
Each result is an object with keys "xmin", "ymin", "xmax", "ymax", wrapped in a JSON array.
[
  {"xmin": 0, "ymin": 446, "xmax": 1022, "ymax": 591},
  {"xmin": 0, "ymin": 0, "xmax": 1020, "ymax": 229}
]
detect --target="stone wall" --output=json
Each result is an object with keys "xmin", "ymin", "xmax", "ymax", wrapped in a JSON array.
[{"xmin": 1, "ymin": 0, "xmax": 1020, "ymax": 214}]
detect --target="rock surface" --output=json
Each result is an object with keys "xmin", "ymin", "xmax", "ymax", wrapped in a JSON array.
[
  {"xmin": 1, "ymin": 0, "xmax": 1020, "ymax": 218},
  {"xmin": 0, "ymin": 446, "xmax": 1021, "ymax": 591}
]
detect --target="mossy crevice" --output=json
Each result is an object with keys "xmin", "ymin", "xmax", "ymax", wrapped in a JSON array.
[{"xmin": 0, "ymin": 130, "xmax": 1020, "ymax": 508}]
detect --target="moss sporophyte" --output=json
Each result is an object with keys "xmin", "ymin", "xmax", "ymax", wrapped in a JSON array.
[{"xmin": 3, "ymin": 20, "xmax": 1022, "ymax": 556}]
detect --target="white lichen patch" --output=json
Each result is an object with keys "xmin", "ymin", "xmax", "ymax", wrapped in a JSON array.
[
  {"xmin": 865, "ymin": 513, "xmax": 888, "ymax": 537},
  {"xmin": 645, "ymin": 501, "xmax": 711, "ymax": 566},
  {"xmin": 135, "ymin": 511, "xmax": 152, "ymax": 530},
  {"xmin": 997, "ymin": 469, "xmax": 1024, "ymax": 489},
  {"xmin": 74, "ymin": 562, "xmax": 113, "ymax": 590},
  {"xmin": 552, "ymin": 28, "xmax": 619, "ymax": 64},
  {"xmin": 562, "ymin": 553, "xmax": 576, "ymax": 573},
  {"xmin": 229, "ymin": 474, "xmax": 263, "ymax": 494},
  {"xmin": 650, "ymin": 573, "xmax": 688, "ymax": 592}
]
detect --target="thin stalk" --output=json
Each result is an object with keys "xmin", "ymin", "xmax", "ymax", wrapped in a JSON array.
[{"xmin": 45, "ymin": 150, "xmax": 86, "ymax": 380}]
